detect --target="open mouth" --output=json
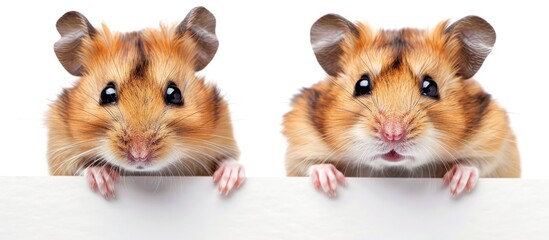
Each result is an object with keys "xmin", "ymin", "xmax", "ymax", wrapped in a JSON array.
[
  {"xmin": 381, "ymin": 150, "xmax": 404, "ymax": 162},
  {"xmin": 128, "ymin": 162, "xmax": 151, "ymax": 171}
]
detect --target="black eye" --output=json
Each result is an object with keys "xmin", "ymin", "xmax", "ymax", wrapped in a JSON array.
[
  {"xmin": 100, "ymin": 82, "xmax": 118, "ymax": 105},
  {"xmin": 165, "ymin": 83, "xmax": 183, "ymax": 106},
  {"xmin": 354, "ymin": 74, "xmax": 372, "ymax": 96},
  {"xmin": 421, "ymin": 76, "xmax": 439, "ymax": 99}
]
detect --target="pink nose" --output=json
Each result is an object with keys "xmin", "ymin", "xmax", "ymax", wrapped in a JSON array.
[
  {"xmin": 128, "ymin": 138, "xmax": 152, "ymax": 162},
  {"xmin": 381, "ymin": 120, "xmax": 406, "ymax": 143},
  {"xmin": 129, "ymin": 148, "xmax": 151, "ymax": 162}
]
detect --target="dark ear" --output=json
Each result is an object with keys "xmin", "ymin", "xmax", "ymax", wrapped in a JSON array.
[
  {"xmin": 54, "ymin": 11, "xmax": 96, "ymax": 76},
  {"xmin": 177, "ymin": 6, "xmax": 219, "ymax": 71},
  {"xmin": 311, "ymin": 14, "xmax": 358, "ymax": 76},
  {"xmin": 446, "ymin": 16, "xmax": 496, "ymax": 79}
]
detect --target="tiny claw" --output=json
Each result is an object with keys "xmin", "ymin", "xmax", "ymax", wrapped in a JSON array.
[
  {"xmin": 84, "ymin": 166, "xmax": 119, "ymax": 200},
  {"xmin": 213, "ymin": 160, "xmax": 245, "ymax": 196},
  {"xmin": 308, "ymin": 164, "xmax": 346, "ymax": 197},
  {"xmin": 444, "ymin": 164, "xmax": 479, "ymax": 197}
]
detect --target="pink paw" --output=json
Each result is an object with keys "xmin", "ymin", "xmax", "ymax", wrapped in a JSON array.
[
  {"xmin": 213, "ymin": 160, "xmax": 245, "ymax": 196},
  {"xmin": 85, "ymin": 166, "xmax": 119, "ymax": 200},
  {"xmin": 309, "ymin": 164, "xmax": 346, "ymax": 197},
  {"xmin": 443, "ymin": 164, "xmax": 479, "ymax": 197}
]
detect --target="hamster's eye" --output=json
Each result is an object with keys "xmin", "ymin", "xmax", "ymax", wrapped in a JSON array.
[
  {"xmin": 165, "ymin": 83, "xmax": 183, "ymax": 106},
  {"xmin": 100, "ymin": 82, "xmax": 118, "ymax": 105},
  {"xmin": 421, "ymin": 76, "xmax": 439, "ymax": 99},
  {"xmin": 354, "ymin": 74, "xmax": 372, "ymax": 97}
]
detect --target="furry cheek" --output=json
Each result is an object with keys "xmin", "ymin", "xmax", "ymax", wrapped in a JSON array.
[
  {"xmin": 403, "ymin": 123, "xmax": 446, "ymax": 168},
  {"xmin": 343, "ymin": 123, "xmax": 385, "ymax": 168}
]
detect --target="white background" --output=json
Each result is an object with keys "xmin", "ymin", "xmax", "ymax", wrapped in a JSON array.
[{"xmin": 0, "ymin": 0, "xmax": 547, "ymax": 178}]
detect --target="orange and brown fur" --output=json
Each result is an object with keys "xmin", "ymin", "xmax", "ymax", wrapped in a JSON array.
[
  {"xmin": 284, "ymin": 15, "xmax": 520, "ymax": 182},
  {"xmin": 47, "ymin": 8, "xmax": 239, "ymax": 178}
]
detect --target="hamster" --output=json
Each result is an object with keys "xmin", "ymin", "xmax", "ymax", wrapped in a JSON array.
[
  {"xmin": 283, "ymin": 14, "xmax": 520, "ymax": 197},
  {"xmin": 47, "ymin": 7, "xmax": 244, "ymax": 199}
]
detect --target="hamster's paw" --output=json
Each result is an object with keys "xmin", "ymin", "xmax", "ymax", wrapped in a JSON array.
[
  {"xmin": 308, "ymin": 164, "xmax": 346, "ymax": 197},
  {"xmin": 85, "ymin": 166, "xmax": 119, "ymax": 200},
  {"xmin": 443, "ymin": 164, "xmax": 479, "ymax": 197},
  {"xmin": 213, "ymin": 160, "xmax": 245, "ymax": 196}
]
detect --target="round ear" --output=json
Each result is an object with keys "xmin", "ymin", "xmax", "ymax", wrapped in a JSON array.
[
  {"xmin": 54, "ymin": 11, "xmax": 96, "ymax": 76},
  {"xmin": 446, "ymin": 16, "xmax": 496, "ymax": 79},
  {"xmin": 177, "ymin": 6, "xmax": 219, "ymax": 72},
  {"xmin": 310, "ymin": 14, "xmax": 358, "ymax": 76}
]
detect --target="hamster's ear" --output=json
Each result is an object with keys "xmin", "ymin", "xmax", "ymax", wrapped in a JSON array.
[
  {"xmin": 311, "ymin": 14, "xmax": 358, "ymax": 76},
  {"xmin": 446, "ymin": 16, "xmax": 496, "ymax": 79},
  {"xmin": 54, "ymin": 11, "xmax": 96, "ymax": 76},
  {"xmin": 177, "ymin": 6, "xmax": 219, "ymax": 71}
]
